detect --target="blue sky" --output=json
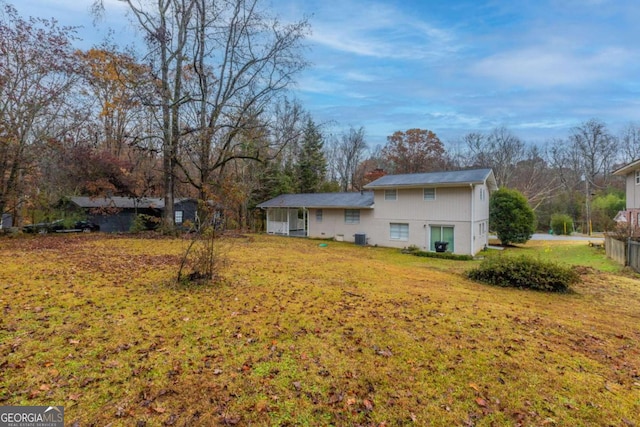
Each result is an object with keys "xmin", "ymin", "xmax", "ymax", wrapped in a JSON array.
[{"xmin": 11, "ymin": 0, "xmax": 640, "ymax": 148}]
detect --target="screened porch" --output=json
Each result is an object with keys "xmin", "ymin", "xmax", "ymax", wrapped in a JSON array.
[{"xmin": 265, "ymin": 207, "xmax": 308, "ymax": 236}]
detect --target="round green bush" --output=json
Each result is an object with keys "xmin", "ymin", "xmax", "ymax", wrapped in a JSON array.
[
  {"xmin": 467, "ymin": 255, "xmax": 580, "ymax": 292},
  {"xmin": 550, "ymin": 213, "xmax": 573, "ymax": 235}
]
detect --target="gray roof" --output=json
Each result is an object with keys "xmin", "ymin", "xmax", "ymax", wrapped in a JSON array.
[
  {"xmin": 69, "ymin": 196, "xmax": 194, "ymax": 209},
  {"xmin": 613, "ymin": 159, "xmax": 640, "ymax": 176},
  {"xmin": 257, "ymin": 192, "xmax": 374, "ymax": 209},
  {"xmin": 364, "ymin": 168, "xmax": 496, "ymax": 189}
]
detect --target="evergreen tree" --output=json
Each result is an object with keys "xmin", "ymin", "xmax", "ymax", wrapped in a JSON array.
[
  {"xmin": 297, "ymin": 118, "xmax": 327, "ymax": 193},
  {"xmin": 490, "ymin": 188, "xmax": 536, "ymax": 245}
]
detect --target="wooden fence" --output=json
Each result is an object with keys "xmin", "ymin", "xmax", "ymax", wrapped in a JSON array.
[
  {"xmin": 629, "ymin": 241, "xmax": 640, "ymax": 273},
  {"xmin": 605, "ymin": 235, "xmax": 626, "ymax": 265},
  {"xmin": 605, "ymin": 235, "xmax": 640, "ymax": 272}
]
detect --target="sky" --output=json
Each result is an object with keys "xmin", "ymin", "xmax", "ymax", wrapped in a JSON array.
[{"xmin": 9, "ymin": 0, "xmax": 640, "ymax": 148}]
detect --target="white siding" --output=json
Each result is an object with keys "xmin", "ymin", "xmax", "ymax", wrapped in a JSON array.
[{"xmin": 308, "ymin": 208, "xmax": 374, "ymax": 242}]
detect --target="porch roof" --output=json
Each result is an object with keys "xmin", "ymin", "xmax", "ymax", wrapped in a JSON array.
[{"xmin": 257, "ymin": 192, "xmax": 374, "ymax": 209}]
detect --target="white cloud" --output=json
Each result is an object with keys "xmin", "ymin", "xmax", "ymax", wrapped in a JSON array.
[
  {"xmin": 307, "ymin": 0, "xmax": 458, "ymax": 60},
  {"xmin": 472, "ymin": 45, "xmax": 629, "ymax": 87}
]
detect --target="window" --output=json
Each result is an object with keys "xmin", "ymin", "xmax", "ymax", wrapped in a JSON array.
[
  {"xmin": 316, "ymin": 209, "xmax": 323, "ymax": 222},
  {"xmin": 636, "ymin": 171, "xmax": 640, "ymax": 185},
  {"xmin": 174, "ymin": 210, "xmax": 184, "ymax": 224},
  {"xmin": 384, "ymin": 189, "xmax": 397, "ymax": 200},
  {"xmin": 480, "ymin": 188, "xmax": 486, "ymax": 201},
  {"xmin": 345, "ymin": 209, "xmax": 360, "ymax": 224},
  {"xmin": 479, "ymin": 222, "xmax": 486, "ymax": 235},
  {"xmin": 424, "ymin": 188, "xmax": 436, "ymax": 201},
  {"xmin": 390, "ymin": 223, "xmax": 409, "ymax": 240}
]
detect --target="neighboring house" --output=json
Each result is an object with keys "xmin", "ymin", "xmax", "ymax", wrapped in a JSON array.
[
  {"xmin": 65, "ymin": 196, "xmax": 198, "ymax": 232},
  {"xmin": 1, "ymin": 213, "xmax": 12, "ymax": 230},
  {"xmin": 613, "ymin": 159, "xmax": 640, "ymax": 228},
  {"xmin": 257, "ymin": 168, "xmax": 497, "ymax": 256}
]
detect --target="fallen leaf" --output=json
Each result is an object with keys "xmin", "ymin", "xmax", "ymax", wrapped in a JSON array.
[
  {"xmin": 469, "ymin": 383, "xmax": 480, "ymax": 392},
  {"xmin": 153, "ymin": 406, "xmax": 166, "ymax": 414},
  {"xmin": 39, "ymin": 384, "xmax": 51, "ymax": 391},
  {"xmin": 69, "ymin": 339, "xmax": 80, "ymax": 344},
  {"xmin": 363, "ymin": 399, "xmax": 374, "ymax": 411},
  {"xmin": 255, "ymin": 400, "xmax": 268, "ymax": 413},
  {"xmin": 475, "ymin": 397, "xmax": 487, "ymax": 407}
]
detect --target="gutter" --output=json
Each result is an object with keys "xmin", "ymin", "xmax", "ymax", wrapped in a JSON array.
[{"xmin": 470, "ymin": 183, "xmax": 474, "ymax": 256}]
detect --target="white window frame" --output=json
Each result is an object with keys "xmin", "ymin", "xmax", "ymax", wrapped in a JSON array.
[
  {"xmin": 480, "ymin": 187, "xmax": 485, "ymax": 201},
  {"xmin": 424, "ymin": 187, "xmax": 436, "ymax": 201},
  {"xmin": 636, "ymin": 170, "xmax": 640, "ymax": 185},
  {"xmin": 316, "ymin": 209, "xmax": 323, "ymax": 222},
  {"xmin": 174, "ymin": 210, "xmax": 184, "ymax": 224},
  {"xmin": 345, "ymin": 209, "xmax": 360, "ymax": 224},
  {"xmin": 390, "ymin": 223, "xmax": 409, "ymax": 241},
  {"xmin": 384, "ymin": 189, "xmax": 397, "ymax": 201}
]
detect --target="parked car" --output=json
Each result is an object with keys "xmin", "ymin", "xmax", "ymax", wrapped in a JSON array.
[
  {"xmin": 22, "ymin": 219, "xmax": 100, "ymax": 234},
  {"xmin": 73, "ymin": 220, "xmax": 100, "ymax": 232},
  {"xmin": 22, "ymin": 219, "xmax": 65, "ymax": 234}
]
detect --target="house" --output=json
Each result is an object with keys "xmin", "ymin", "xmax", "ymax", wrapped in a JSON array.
[
  {"xmin": 257, "ymin": 168, "xmax": 497, "ymax": 256},
  {"xmin": 65, "ymin": 196, "xmax": 198, "ymax": 232},
  {"xmin": 613, "ymin": 159, "xmax": 640, "ymax": 228}
]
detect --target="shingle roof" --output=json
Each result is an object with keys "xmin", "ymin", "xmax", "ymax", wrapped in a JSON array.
[
  {"xmin": 257, "ymin": 192, "xmax": 374, "ymax": 209},
  {"xmin": 364, "ymin": 168, "xmax": 496, "ymax": 189},
  {"xmin": 613, "ymin": 159, "xmax": 640, "ymax": 176},
  {"xmin": 69, "ymin": 196, "xmax": 194, "ymax": 209}
]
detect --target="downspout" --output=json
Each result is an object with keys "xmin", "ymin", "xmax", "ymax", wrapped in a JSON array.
[{"xmin": 470, "ymin": 183, "xmax": 475, "ymax": 256}]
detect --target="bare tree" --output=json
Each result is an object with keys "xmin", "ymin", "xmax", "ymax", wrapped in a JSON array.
[
  {"xmin": 511, "ymin": 145, "xmax": 561, "ymax": 210},
  {"xmin": 619, "ymin": 123, "xmax": 640, "ymax": 165},
  {"xmin": 0, "ymin": 4, "xmax": 79, "ymax": 225},
  {"xmin": 464, "ymin": 127, "xmax": 525, "ymax": 188},
  {"xmin": 570, "ymin": 118, "xmax": 617, "ymax": 187},
  {"xmin": 181, "ymin": 0, "xmax": 309, "ymax": 201},
  {"xmin": 333, "ymin": 126, "xmax": 367, "ymax": 191},
  {"xmin": 93, "ymin": 0, "xmax": 196, "ymax": 229}
]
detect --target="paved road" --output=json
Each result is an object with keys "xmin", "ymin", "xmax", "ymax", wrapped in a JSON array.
[{"xmin": 491, "ymin": 233, "xmax": 605, "ymax": 242}]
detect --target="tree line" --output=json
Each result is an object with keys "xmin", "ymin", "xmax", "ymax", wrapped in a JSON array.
[{"xmin": 0, "ymin": 1, "xmax": 634, "ymax": 233}]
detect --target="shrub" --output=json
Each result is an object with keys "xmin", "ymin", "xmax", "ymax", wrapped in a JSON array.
[
  {"xmin": 130, "ymin": 214, "xmax": 160, "ymax": 233},
  {"xmin": 401, "ymin": 247, "xmax": 473, "ymax": 261},
  {"xmin": 467, "ymin": 256, "xmax": 579, "ymax": 292},
  {"xmin": 550, "ymin": 213, "xmax": 574, "ymax": 235}
]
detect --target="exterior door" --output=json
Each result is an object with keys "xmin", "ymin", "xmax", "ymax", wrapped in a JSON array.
[{"xmin": 429, "ymin": 225, "xmax": 454, "ymax": 252}]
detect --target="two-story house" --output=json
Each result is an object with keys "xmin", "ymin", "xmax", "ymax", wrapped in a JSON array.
[
  {"xmin": 613, "ymin": 159, "xmax": 640, "ymax": 228},
  {"xmin": 257, "ymin": 168, "xmax": 497, "ymax": 256}
]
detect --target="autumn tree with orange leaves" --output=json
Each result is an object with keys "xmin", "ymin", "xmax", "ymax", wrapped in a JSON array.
[{"xmin": 381, "ymin": 128, "xmax": 447, "ymax": 174}]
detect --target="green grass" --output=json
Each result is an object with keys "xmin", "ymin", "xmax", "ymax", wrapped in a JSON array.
[
  {"xmin": 0, "ymin": 233, "xmax": 639, "ymax": 426},
  {"xmin": 485, "ymin": 239, "xmax": 622, "ymax": 273}
]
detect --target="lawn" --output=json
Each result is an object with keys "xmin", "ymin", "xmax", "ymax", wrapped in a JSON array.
[{"xmin": 0, "ymin": 233, "xmax": 639, "ymax": 426}]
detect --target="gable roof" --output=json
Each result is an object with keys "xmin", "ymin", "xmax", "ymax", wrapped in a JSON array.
[
  {"xmin": 364, "ymin": 168, "xmax": 497, "ymax": 190},
  {"xmin": 613, "ymin": 159, "xmax": 640, "ymax": 176},
  {"xmin": 257, "ymin": 192, "xmax": 374, "ymax": 209},
  {"xmin": 69, "ymin": 196, "xmax": 194, "ymax": 210}
]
